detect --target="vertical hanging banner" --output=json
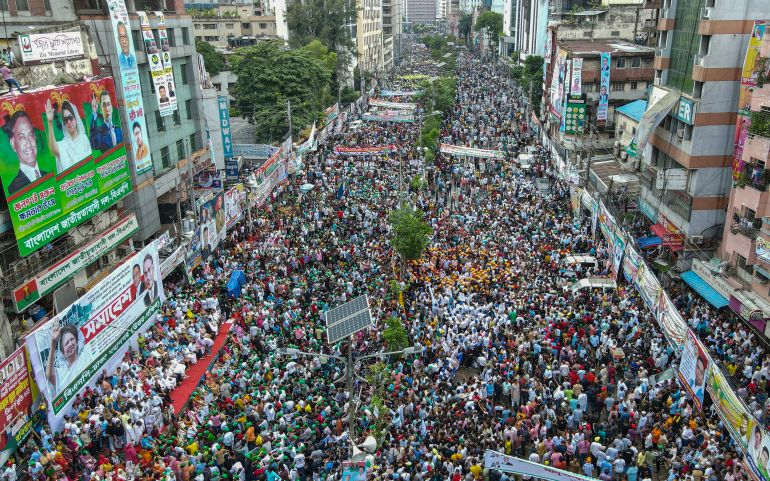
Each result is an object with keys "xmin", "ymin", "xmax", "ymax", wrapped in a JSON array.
[
  {"xmin": 0, "ymin": 347, "xmax": 37, "ymax": 466},
  {"xmin": 218, "ymin": 96, "xmax": 234, "ymax": 160},
  {"xmin": 155, "ymin": 12, "xmax": 178, "ymax": 114},
  {"xmin": 137, "ymin": 12, "xmax": 174, "ymax": 117},
  {"xmin": 733, "ymin": 21, "xmax": 766, "ymax": 180},
  {"xmin": 598, "ymin": 53, "xmax": 611, "ymax": 121},
  {"xmin": 107, "ymin": 0, "xmax": 153, "ymax": 175},
  {"xmin": 570, "ymin": 58, "xmax": 583, "ymax": 96},
  {"xmin": 678, "ymin": 330, "xmax": 710, "ymax": 410}
]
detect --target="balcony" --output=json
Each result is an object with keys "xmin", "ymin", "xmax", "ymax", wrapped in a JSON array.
[
  {"xmin": 735, "ymin": 168, "xmax": 769, "ymax": 191},
  {"xmin": 74, "ymin": 0, "xmax": 108, "ymax": 13},
  {"xmin": 731, "ymin": 216, "xmax": 762, "ymax": 239}
]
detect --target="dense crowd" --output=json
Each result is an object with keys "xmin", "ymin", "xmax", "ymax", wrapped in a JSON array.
[{"xmin": 8, "ymin": 43, "xmax": 766, "ymax": 481}]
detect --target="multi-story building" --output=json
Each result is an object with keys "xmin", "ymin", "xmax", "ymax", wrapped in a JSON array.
[
  {"xmin": 459, "ymin": 0, "xmax": 481, "ymax": 14},
  {"xmin": 382, "ymin": 0, "xmax": 403, "ymax": 68},
  {"xmin": 357, "ymin": 0, "xmax": 386, "ymax": 73},
  {"xmin": 637, "ymin": 0, "xmax": 770, "ymax": 254},
  {"xmin": 436, "ymin": 0, "xmax": 448, "ymax": 20},
  {"xmin": 407, "ymin": 0, "xmax": 437, "ymax": 23},
  {"xmin": 190, "ymin": 4, "xmax": 277, "ymax": 48}
]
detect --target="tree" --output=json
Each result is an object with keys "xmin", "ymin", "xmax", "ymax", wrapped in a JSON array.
[
  {"xmin": 475, "ymin": 11, "xmax": 503, "ymax": 50},
  {"xmin": 522, "ymin": 55, "xmax": 544, "ymax": 114},
  {"xmin": 382, "ymin": 317, "xmax": 409, "ymax": 352},
  {"xmin": 389, "ymin": 206, "xmax": 432, "ymax": 261},
  {"xmin": 196, "ymin": 40, "xmax": 226, "ymax": 76},
  {"xmin": 230, "ymin": 40, "xmax": 332, "ymax": 143},
  {"xmin": 302, "ymin": 40, "xmax": 337, "ymax": 107},
  {"xmin": 459, "ymin": 14, "xmax": 473, "ymax": 46}
]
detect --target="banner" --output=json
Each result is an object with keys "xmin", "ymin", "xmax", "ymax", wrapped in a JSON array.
[
  {"xmin": 678, "ymin": 330, "xmax": 710, "ymax": 410},
  {"xmin": 570, "ymin": 58, "xmax": 583, "ymax": 96},
  {"xmin": 611, "ymin": 230, "xmax": 625, "ymax": 281},
  {"xmin": 622, "ymin": 244, "xmax": 641, "ymax": 283},
  {"xmin": 253, "ymin": 147, "xmax": 288, "ymax": 206},
  {"xmin": 137, "ymin": 12, "xmax": 173, "ymax": 118},
  {"xmin": 369, "ymin": 98, "xmax": 417, "ymax": 110},
  {"xmin": 107, "ymin": 0, "xmax": 153, "ymax": 176},
  {"xmin": 196, "ymin": 190, "xmax": 226, "ymax": 261},
  {"xmin": 0, "ymin": 348, "xmax": 36, "ymax": 466},
  {"xmin": 733, "ymin": 21, "xmax": 767, "ymax": 180},
  {"xmin": 380, "ymin": 90, "xmax": 423, "ymax": 97},
  {"xmin": 634, "ymin": 262, "xmax": 660, "ymax": 311},
  {"xmin": 362, "ymin": 113, "xmax": 415, "ymax": 123},
  {"xmin": 746, "ymin": 423, "xmax": 770, "ymax": 481},
  {"xmin": 225, "ymin": 184, "xmax": 247, "ymax": 229},
  {"xmin": 707, "ymin": 366, "xmax": 754, "ymax": 451},
  {"xmin": 439, "ymin": 144, "xmax": 505, "ymax": 159},
  {"xmin": 185, "ymin": 226, "xmax": 202, "ymax": 273},
  {"xmin": 334, "ymin": 145, "xmax": 395, "ymax": 156},
  {"xmin": 155, "ymin": 12, "xmax": 178, "ymax": 114},
  {"xmin": 218, "ymin": 96, "xmax": 234, "ymax": 160},
  {"xmin": 484, "ymin": 451, "xmax": 596, "ymax": 481},
  {"xmin": 297, "ymin": 122, "xmax": 317, "ymax": 156},
  {"xmin": 0, "ymin": 78, "xmax": 132, "ymax": 257},
  {"xmin": 564, "ymin": 98, "xmax": 586, "ymax": 135},
  {"xmin": 550, "ymin": 49, "xmax": 567, "ymax": 119},
  {"xmin": 656, "ymin": 289, "xmax": 687, "ymax": 346},
  {"xmin": 13, "ymin": 214, "xmax": 138, "ymax": 312},
  {"xmin": 26, "ymin": 242, "xmax": 165, "ymax": 430},
  {"xmin": 19, "ymin": 31, "xmax": 84, "ymax": 65},
  {"xmin": 632, "ymin": 90, "xmax": 678, "ymax": 156},
  {"xmin": 194, "ymin": 169, "xmax": 222, "ymax": 190},
  {"xmin": 324, "ymin": 103, "xmax": 339, "ymax": 125},
  {"xmin": 598, "ymin": 53, "xmax": 611, "ymax": 121}
]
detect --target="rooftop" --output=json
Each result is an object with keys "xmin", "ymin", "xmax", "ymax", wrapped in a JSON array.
[
  {"xmin": 560, "ymin": 39, "xmax": 655, "ymax": 56},
  {"xmin": 616, "ymin": 100, "xmax": 648, "ymax": 122}
]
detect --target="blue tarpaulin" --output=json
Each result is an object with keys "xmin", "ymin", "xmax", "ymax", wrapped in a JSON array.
[
  {"xmin": 636, "ymin": 236, "xmax": 662, "ymax": 248},
  {"xmin": 681, "ymin": 270, "xmax": 729, "ymax": 308},
  {"xmin": 226, "ymin": 270, "xmax": 246, "ymax": 298}
]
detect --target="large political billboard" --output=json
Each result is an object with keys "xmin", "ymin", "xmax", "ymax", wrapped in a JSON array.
[
  {"xmin": 677, "ymin": 329, "xmax": 710, "ymax": 410},
  {"xmin": 0, "ymin": 78, "xmax": 132, "ymax": 257},
  {"xmin": 197, "ymin": 190, "xmax": 226, "ymax": 261},
  {"xmin": 107, "ymin": 0, "xmax": 154, "ymax": 176},
  {"xmin": 0, "ymin": 348, "xmax": 37, "ymax": 466},
  {"xmin": 598, "ymin": 53, "xmax": 611, "ymax": 121},
  {"xmin": 26, "ymin": 242, "xmax": 165, "ymax": 430}
]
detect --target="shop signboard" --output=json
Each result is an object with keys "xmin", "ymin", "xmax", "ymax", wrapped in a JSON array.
[{"xmin": 19, "ymin": 31, "xmax": 85, "ymax": 65}]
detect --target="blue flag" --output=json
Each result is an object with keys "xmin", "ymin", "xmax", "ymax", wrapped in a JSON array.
[{"xmin": 336, "ymin": 181, "xmax": 345, "ymax": 199}]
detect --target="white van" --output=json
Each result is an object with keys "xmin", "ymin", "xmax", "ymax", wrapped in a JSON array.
[
  {"xmin": 560, "ymin": 255, "xmax": 599, "ymax": 278},
  {"xmin": 570, "ymin": 277, "xmax": 617, "ymax": 293}
]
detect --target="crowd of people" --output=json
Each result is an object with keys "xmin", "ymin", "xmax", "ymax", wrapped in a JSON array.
[{"xmin": 9, "ymin": 41, "xmax": 766, "ymax": 481}]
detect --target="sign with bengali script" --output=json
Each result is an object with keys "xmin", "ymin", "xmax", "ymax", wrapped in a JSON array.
[
  {"xmin": 369, "ymin": 98, "xmax": 417, "ymax": 110},
  {"xmin": 598, "ymin": 52, "xmax": 611, "ymax": 121},
  {"xmin": 0, "ymin": 78, "xmax": 132, "ymax": 257},
  {"xmin": 334, "ymin": 145, "xmax": 396, "ymax": 156},
  {"xmin": 12, "ymin": 214, "xmax": 138, "ymax": 312},
  {"xmin": 225, "ymin": 184, "xmax": 246, "ymax": 230},
  {"xmin": 26, "ymin": 242, "xmax": 165, "ymax": 431},
  {"xmin": 0, "ymin": 348, "xmax": 36, "ymax": 466},
  {"xmin": 137, "ymin": 12, "xmax": 175, "ymax": 117},
  {"xmin": 362, "ymin": 113, "xmax": 415, "ymax": 123},
  {"xmin": 677, "ymin": 329, "xmax": 709, "ymax": 410},
  {"xmin": 19, "ymin": 31, "xmax": 85, "ymax": 65},
  {"xmin": 439, "ymin": 144, "xmax": 505, "ymax": 159}
]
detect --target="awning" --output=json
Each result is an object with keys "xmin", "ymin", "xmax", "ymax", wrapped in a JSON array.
[
  {"xmin": 650, "ymin": 223, "xmax": 684, "ymax": 251},
  {"xmin": 681, "ymin": 270, "xmax": 729, "ymax": 308},
  {"xmin": 636, "ymin": 236, "xmax": 661, "ymax": 248}
]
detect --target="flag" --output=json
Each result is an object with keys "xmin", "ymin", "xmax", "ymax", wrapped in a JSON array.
[
  {"xmin": 13, "ymin": 279, "xmax": 40, "ymax": 312},
  {"xmin": 420, "ymin": 418, "xmax": 427, "ymax": 437},
  {"xmin": 336, "ymin": 181, "xmax": 346, "ymax": 199}
]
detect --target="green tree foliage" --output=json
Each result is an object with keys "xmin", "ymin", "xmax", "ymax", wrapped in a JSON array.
[
  {"xmin": 301, "ymin": 40, "xmax": 337, "ymax": 107},
  {"xmin": 510, "ymin": 55, "xmax": 545, "ymax": 115},
  {"xmin": 382, "ymin": 317, "xmax": 409, "ymax": 352},
  {"xmin": 285, "ymin": 0, "xmax": 355, "ymax": 77},
  {"xmin": 196, "ymin": 40, "xmax": 226, "ymax": 76},
  {"xmin": 417, "ymin": 76, "xmax": 457, "ymax": 114},
  {"xmin": 389, "ymin": 207, "xmax": 432, "ymax": 261},
  {"xmin": 475, "ymin": 11, "xmax": 504, "ymax": 47},
  {"xmin": 459, "ymin": 14, "xmax": 473, "ymax": 45},
  {"xmin": 230, "ymin": 40, "xmax": 331, "ymax": 143}
]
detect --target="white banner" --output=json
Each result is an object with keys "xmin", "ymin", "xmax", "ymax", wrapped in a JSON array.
[
  {"xmin": 26, "ymin": 242, "xmax": 165, "ymax": 430},
  {"xmin": 155, "ymin": 12, "xmax": 179, "ymax": 114},
  {"xmin": 369, "ymin": 98, "xmax": 417, "ymax": 110},
  {"xmin": 18, "ymin": 31, "xmax": 84, "ymax": 65},
  {"xmin": 439, "ymin": 143, "xmax": 505, "ymax": 159},
  {"xmin": 570, "ymin": 58, "xmax": 583, "ymax": 96},
  {"xmin": 137, "ymin": 12, "xmax": 174, "ymax": 117},
  {"xmin": 225, "ymin": 184, "xmax": 247, "ymax": 229},
  {"xmin": 677, "ymin": 329, "xmax": 710, "ymax": 409},
  {"xmin": 484, "ymin": 451, "xmax": 597, "ymax": 481}
]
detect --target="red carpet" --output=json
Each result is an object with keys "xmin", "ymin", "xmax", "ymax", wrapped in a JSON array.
[{"xmin": 170, "ymin": 320, "xmax": 233, "ymax": 414}]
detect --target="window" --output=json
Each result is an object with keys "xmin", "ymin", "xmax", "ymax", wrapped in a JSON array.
[
  {"xmin": 15, "ymin": 0, "xmax": 29, "ymax": 10},
  {"xmin": 611, "ymin": 82, "xmax": 625, "ymax": 92},
  {"xmin": 173, "ymin": 108, "xmax": 181, "ymax": 126},
  {"xmin": 176, "ymin": 139, "xmax": 185, "ymax": 161},
  {"xmin": 737, "ymin": 254, "xmax": 749, "ymax": 271},
  {"xmin": 182, "ymin": 27, "xmax": 190, "ymax": 45},
  {"xmin": 615, "ymin": 57, "xmax": 626, "ymax": 68},
  {"xmin": 147, "ymin": 71, "xmax": 155, "ymax": 93},
  {"xmin": 204, "ymin": 24, "xmax": 217, "ymax": 30},
  {"xmin": 631, "ymin": 81, "xmax": 638, "ymax": 90},
  {"xmin": 684, "ymin": 124, "xmax": 693, "ymax": 140},
  {"xmin": 213, "ymin": 83, "xmax": 221, "ymax": 91},
  {"xmin": 204, "ymin": 36, "xmax": 219, "ymax": 42},
  {"xmin": 259, "ymin": 23, "xmax": 267, "ymax": 29},
  {"xmin": 225, "ymin": 23, "xmax": 234, "ymax": 29},
  {"xmin": 196, "ymin": 36, "xmax": 203, "ymax": 42},
  {"xmin": 631, "ymin": 57, "xmax": 641, "ymax": 68},
  {"xmin": 160, "ymin": 146, "xmax": 170, "ymax": 169},
  {"xmin": 242, "ymin": 23, "xmax": 250, "ymax": 29},
  {"xmin": 227, "ymin": 82, "xmax": 236, "ymax": 92},
  {"xmin": 180, "ymin": 63, "xmax": 189, "ymax": 84},
  {"xmin": 167, "ymin": 28, "xmax": 177, "ymax": 47},
  {"xmin": 693, "ymin": 80, "xmax": 704, "ymax": 99},
  {"xmin": 190, "ymin": 134, "xmax": 198, "ymax": 151},
  {"xmin": 611, "ymin": 30, "xmax": 620, "ymax": 37},
  {"xmin": 155, "ymin": 111, "xmax": 165, "ymax": 132},
  {"xmin": 583, "ymin": 83, "xmax": 595, "ymax": 93},
  {"xmin": 186, "ymin": 99, "xmax": 193, "ymax": 120},
  {"xmin": 44, "ymin": 0, "xmax": 50, "ymax": 10},
  {"xmin": 132, "ymin": 30, "xmax": 142, "ymax": 50}
]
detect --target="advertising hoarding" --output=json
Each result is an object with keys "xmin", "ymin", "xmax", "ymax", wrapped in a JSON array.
[
  {"xmin": 18, "ymin": 31, "xmax": 85, "ymax": 65},
  {"xmin": 0, "ymin": 348, "xmax": 36, "ymax": 466},
  {"xmin": 137, "ymin": 12, "xmax": 175, "ymax": 117},
  {"xmin": 107, "ymin": 0, "xmax": 153, "ymax": 176},
  {"xmin": 564, "ymin": 98, "xmax": 586, "ymax": 135},
  {"xmin": 218, "ymin": 96, "xmax": 233, "ymax": 160},
  {"xmin": 334, "ymin": 145, "xmax": 395, "ymax": 156},
  {"xmin": 368, "ymin": 98, "xmax": 417, "ymax": 110},
  {"xmin": 26, "ymin": 242, "xmax": 165, "ymax": 430},
  {"xmin": 324, "ymin": 103, "xmax": 339, "ymax": 124},
  {"xmin": 707, "ymin": 366, "xmax": 754, "ymax": 451},
  {"xmin": 0, "ymin": 77, "xmax": 132, "ymax": 257},
  {"xmin": 598, "ymin": 53, "xmax": 611, "ymax": 121},
  {"xmin": 12, "ymin": 214, "xmax": 139, "ymax": 312}
]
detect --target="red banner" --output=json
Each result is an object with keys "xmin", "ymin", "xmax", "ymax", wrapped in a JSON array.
[{"xmin": 0, "ymin": 348, "xmax": 34, "ymax": 453}]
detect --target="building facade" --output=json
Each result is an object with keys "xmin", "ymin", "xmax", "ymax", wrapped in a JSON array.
[
  {"xmin": 382, "ymin": 0, "xmax": 403, "ymax": 68},
  {"xmin": 357, "ymin": 0, "xmax": 386, "ymax": 72},
  {"xmin": 190, "ymin": 5, "xmax": 277, "ymax": 48},
  {"xmin": 407, "ymin": 0, "xmax": 437, "ymax": 24}
]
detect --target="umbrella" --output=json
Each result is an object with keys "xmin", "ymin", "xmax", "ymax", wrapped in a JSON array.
[{"xmin": 300, "ymin": 183, "xmax": 315, "ymax": 193}]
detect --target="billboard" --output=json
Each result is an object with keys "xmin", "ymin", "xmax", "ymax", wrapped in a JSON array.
[
  {"xmin": 564, "ymin": 98, "xmax": 586, "ymax": 135},
  {"xmin": 0, "ymin": 348, "xmax": 36, "ymax": 466},
  {"xmin": 677, "ymin": 329, "xmax": 710, "ymax": 410},
  {"xmin": 733, "ymin": 21, "xmax": 767, "ymax": 180},
  {"xmin": 570, "ymin": 58, "xmax": 583, "ymax": 96},
  {"xmin": 25, "ymin": 242, "xmax": 165, "ymax": 430},
  {"xmin": 138, "ymin": 12, "xmax": 175, "ymax": 117},
  {"xmin": 218, "ymin": 96, "xmax": 234, "ymax": 160},
  {"xmin": 598, "ymin": 53, "xmax": 611, "ymax": 121},
  {"xmin": 18, "ymin": 31, "xmax": 85, "ymax": 65},
  {"xmin": 0, "ymin": 77, "xmax": 132, "ymax": 257},
  {"xmin": 197, "ymin": 190, "xmax": 226, "ymax": 261},
  {"xmin": 107, "ymin": 0, "xmax": 154, "ymax": 176},
  {"xmin": 155, "ymin": 12, "xmax": 178, "ymax": 115},
  {"xmin": 12, "ymin": 214, "xmax": 139, "ymax": 312}
]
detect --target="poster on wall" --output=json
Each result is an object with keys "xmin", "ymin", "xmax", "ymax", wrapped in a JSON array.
[
  {"xmin": 0, "ymin": 78, "xmax": 132, "ymax": 257},
  {"xmin": 0, "ymin": 348, "xmax": 37, "ymax": 466},
  {"xmin": 733, "ymin": 21, "xmax": 767, "ymax": 180},
  {"xmin": 677, "ymin": 330, "xmax": 710, "ymax": 410},
  {"xmin": 25, "ymin": 242, "xmax": 165, "ymax": 430},
  {"xmin": 137, "ymin": 12, "xmax": 175, "ymax": 117},
  {"xmin": 107, "ymin": 0, "xmax": 153, "ymax": 176},
  {"xmin": 570, "ymin": 58, "xmax": 583, "ymax": 96},
  {"xmin": 598, "ymin": 52, "xmax": 611, "ymax": 121},
  {"xmin": 155, "ymin": 12, "xmax": 179, "ymax": 114}
]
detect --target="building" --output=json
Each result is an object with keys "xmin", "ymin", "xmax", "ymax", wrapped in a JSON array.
[
  {"xmin": 614, "ymin": 99, "xmax": 647, "ymax": 167},
  {"xmin": 407, "ymin": 0, "xmax": 437, "ymax": 23},
  {"xmin": 635, "ymin": 0, "xmax": 770, "ymax": 255},
  {"xmin": 190, "ymin": 4, "xmax": 277, "ymax": 48},
  {"xmin": 548, "ymin": 0, "xmax": 657, "ymax": 46},
  {"xmin": 459, "ymin": 0, "xmax": 482, "ymax": 14},
  {"xmin": 500, "ymin": 0, "xmax": 521, "ymax": 57},
  {"xmin": 382, "ymin": 0, "xmax": 404, "ymax": 67},
  {"xmin": 357, "ymin": 0, "xmax": 386, "ymax": 73}
]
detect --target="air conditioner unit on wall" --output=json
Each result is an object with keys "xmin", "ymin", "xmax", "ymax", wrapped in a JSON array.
[{"xmin": 691, "ymin": 235, "xmax": 704, "ymax": 245}]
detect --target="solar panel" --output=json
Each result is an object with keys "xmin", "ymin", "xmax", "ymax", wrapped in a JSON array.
[{"xmin": 325, "ymin": 295, "xmax": 373, "ymax": 344}]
